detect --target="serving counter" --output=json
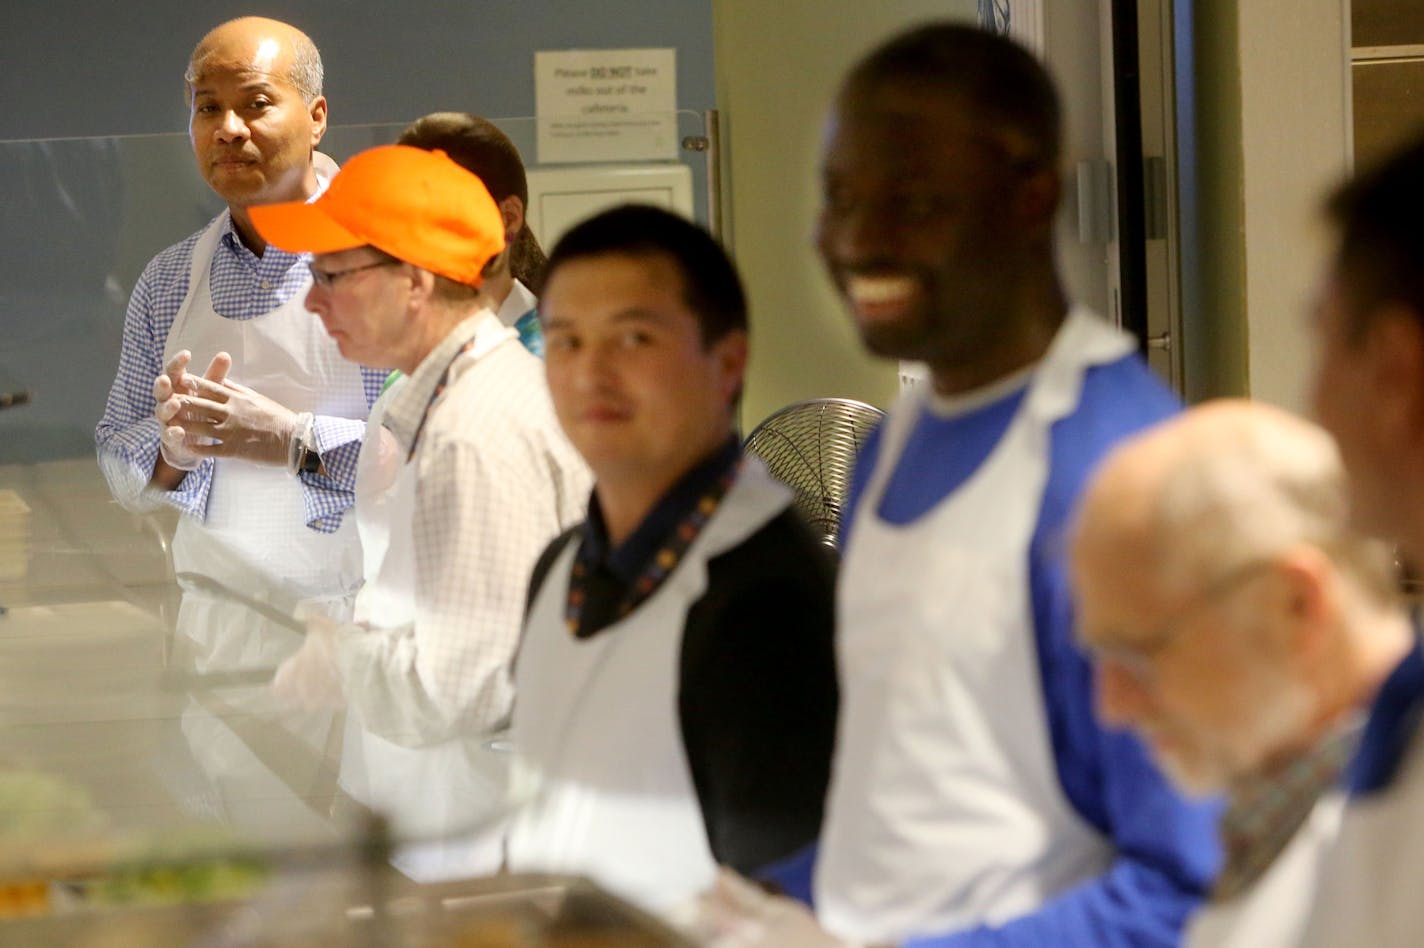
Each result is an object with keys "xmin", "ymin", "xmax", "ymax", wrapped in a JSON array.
[{"xmin": 0, "ymin": 459, "xmax": 695, "ymax": 946}]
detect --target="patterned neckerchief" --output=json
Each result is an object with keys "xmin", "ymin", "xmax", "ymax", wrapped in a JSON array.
[
  {"xmin": 1211, "ymin": 717, "xmax": 1363, "ymax": 902},
  {"xmin": 564, "ymin": 456, "xmax": 741, "ymax": 639},
  {"xmin": 404, "ymin": 337, "xmax": 477, "ymax": 463}
]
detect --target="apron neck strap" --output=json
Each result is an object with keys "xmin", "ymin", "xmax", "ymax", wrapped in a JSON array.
[{"xmin": 405, "ymin": 338, "xmax": 478, "ymax": 462}]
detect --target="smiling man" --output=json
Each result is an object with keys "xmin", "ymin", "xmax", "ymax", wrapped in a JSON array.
[
  {"xmin": 251, "ymin": 144, "xmax": 589, "ymax": 881},
  {"xmin": 95, "ymin": 17, "xmax": 383, "ymax": 676},
  {"xmin": 504, "ymin": 205, "xmax": 839, "ymax": 914},
  {"xmin": 812, "ymin": 24, "xmax": 1220, "ymax": 947}
]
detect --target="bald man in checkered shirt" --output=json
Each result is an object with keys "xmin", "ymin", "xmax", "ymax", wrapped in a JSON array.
[{"xmin": 95, "ymin": 18, "xmax": 383, "ymax": 667}]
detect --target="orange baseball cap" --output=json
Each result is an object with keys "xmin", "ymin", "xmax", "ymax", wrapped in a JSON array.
[{"xmin": 250, "ymin": 144, "xmax": 506, "ymax": 286}]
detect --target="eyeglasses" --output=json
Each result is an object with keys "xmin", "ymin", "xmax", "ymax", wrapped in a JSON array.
[
  {"xmin": 1086, "ymin": 558, "xmax": 1276, "ymax": 684},
  {"xmin": 307, "ymin": 259, "xmax": 401, "ymax": 289}
]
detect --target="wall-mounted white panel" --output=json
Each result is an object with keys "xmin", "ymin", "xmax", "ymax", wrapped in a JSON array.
[{"xmin": 525, "ymin": 164, "xmax": 695, "ymax": 249}]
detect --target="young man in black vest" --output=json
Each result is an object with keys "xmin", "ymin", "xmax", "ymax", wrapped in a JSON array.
[{"xmin": 506, "ymin": 205, "xmax": 838, "ymax": 915}]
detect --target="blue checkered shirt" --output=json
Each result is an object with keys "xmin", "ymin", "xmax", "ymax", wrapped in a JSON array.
[{"xmin": 95, "ymin": 212, "xmax": 385, "ymax": 533}]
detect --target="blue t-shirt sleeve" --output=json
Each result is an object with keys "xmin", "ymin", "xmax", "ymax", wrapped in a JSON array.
[
  {"xmin": 755, "ymin": 841, "xmax": 820, "ymax": 906},
  {"xmin": 904, "ymin": 563, "xmax": 1222, "ymax": 947},
  {"xmin": 904, "ymin": 854, "xmax": 1215, "ymax": 947}
]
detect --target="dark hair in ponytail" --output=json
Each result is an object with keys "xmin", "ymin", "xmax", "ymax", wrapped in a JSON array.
[{"xmin": 398, "ymin": 112, "xmax": 549, "ymax": 293}]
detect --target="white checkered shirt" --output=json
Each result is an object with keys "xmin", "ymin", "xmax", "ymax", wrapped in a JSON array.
[
  {"xmin": 94, "ymin": 212, "xmax": 385, "ymax": 531},
  {"xmin": 335, "ymin": 313, "xmax": 592, "ymax": 742}
]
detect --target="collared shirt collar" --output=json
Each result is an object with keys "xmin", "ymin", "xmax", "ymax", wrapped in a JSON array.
[
  {"xmin": 582, "ymin": 435, "xmax": 742, "ymax": 585},
  {"xmin": 217, "ymin": 212, "xmax": 306, "ymax": 267},
  {"xmin": 217, "ymin": 172, "xmax": 331, "ymax": 264},
  {"xmin": 1212, "ymin": 714, "xmax": 1363, "ymax": 901},
  {"xmin": 383, "ymin": 310, "xmax": 501, "ymax": 456},
  {"xmin": 497, "ymin": 279, "xmax": 539, "ymax": 328},
  {"xmin": 1346, "ymin": 629, "xmax": 1424, "ymax": 797}
]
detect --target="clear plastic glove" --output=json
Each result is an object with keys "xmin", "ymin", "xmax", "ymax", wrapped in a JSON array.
[
  {"xmin": 271, "ymin": 614, "xmax": 347, "ymax": 710},
  {"xmin": 680, "ymin": 868, "xmax": 867, "ymax": 948},
  {"xmin": 157, "ymin": 424, "xmax": 202, "ymax": 472},
  {"xmin": 153, "ymin": 350, "xmax": 231, "ymax": 470},
  {"xmin": 170, "ymin": 372, "xmax": 300, "ymax": 467}
]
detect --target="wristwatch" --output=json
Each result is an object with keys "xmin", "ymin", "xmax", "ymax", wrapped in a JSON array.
[
  {"xmin": 296, "ymin": 444, "xmax": 322, "ymax": 475},
  {"xmin": 287, "ymin": 412, "xmax": 321, "ymax": 476}
]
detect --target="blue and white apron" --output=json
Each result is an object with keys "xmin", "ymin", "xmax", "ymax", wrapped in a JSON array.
[
  {"xmin": 506, "ymin": 460, "xmax": 791, "ymax": 913},
  {"xmin": 816, "ymin": 309, "xmax": 1133, "ymax": 942}
]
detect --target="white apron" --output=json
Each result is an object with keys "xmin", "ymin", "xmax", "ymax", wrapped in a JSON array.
[
  {"xmin": 816, "ymin": 308, "xmax": 1132, "ymax": 942},
  {"xmin": 1184, "ymin": 793, "xmax": 1342, "ymax": 948},
  {"xmin": 165, "ymin": 216, "xmax": 366, "ymax": 820},
  {"xmin": 349, "ymin": 380, "xmax": 415, "ymax": 629},
  {"xmin": 506, "ymin": 460, "xmax": 791, "ymax": 913},
  {"xmin": 166, "ymin": 215, "xmax": 368, "ymax": 667},
  {"xmin": 339, "ymin": 321, "xmax": 515, "ymax": 882},
  {"xmin": 1295, "ymin": 725, "xmax": 1424, "ymax": 947},
  {"xmin": 496, "ymin": 278, "xmax": 538, "ymax": 330}
]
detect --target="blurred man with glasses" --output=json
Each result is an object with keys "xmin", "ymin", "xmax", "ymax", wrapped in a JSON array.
[
  {"xmin": 1070, "ymin": 398, "xmax": 1411, "ymax": 944},
  {"xmin": 92, "ymin": 17, "xmax": 383, "ymax": 825}
]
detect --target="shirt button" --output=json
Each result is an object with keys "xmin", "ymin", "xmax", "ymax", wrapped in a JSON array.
[{"xmin": 261, "ymin": 280, "xmax": 272, "ymax": 290}]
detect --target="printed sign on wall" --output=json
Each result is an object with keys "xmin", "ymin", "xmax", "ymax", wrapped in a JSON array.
[{"xmin": 535, "ymin": 48, "xmax": 678, "ymax": 164}]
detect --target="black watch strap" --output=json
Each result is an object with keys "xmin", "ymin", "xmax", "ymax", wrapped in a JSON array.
[{"xmin": 297, "ymin": 447, "xmax": 322, "ymax": 474}]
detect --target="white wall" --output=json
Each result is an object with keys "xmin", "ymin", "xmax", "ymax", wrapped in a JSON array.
[{"xmin": 1042, "ymin": 1, "xmax": 1114, "ymax": 321}]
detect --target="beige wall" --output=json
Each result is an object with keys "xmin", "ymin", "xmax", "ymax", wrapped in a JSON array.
[
  {"xmin": 1239, "ymin": 0, "xmax": 1352, "ymax": 411},
  {"xmin": 715, "ymin": 0, "xmax": 1354, "ymax": 421},
  {"xmin": 713, "ymin": 1, "xmax": 1138, "ymax": 430},
  {"xmin": 712, "ymin": 0, "xmax": 978, "ymax": 431},
  {"xmin": 1185, "ymin": 0, "xmax": 1352, "ymax": 409}
]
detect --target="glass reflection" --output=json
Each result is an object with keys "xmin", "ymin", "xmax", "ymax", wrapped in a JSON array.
[{"xmin": 0, "ymin": 116, "xmax": 713, "ymax": 943}]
